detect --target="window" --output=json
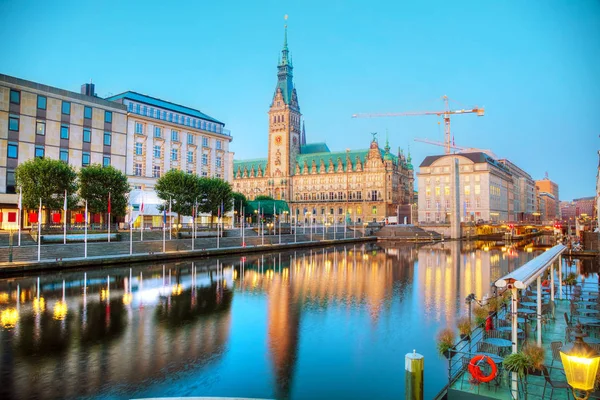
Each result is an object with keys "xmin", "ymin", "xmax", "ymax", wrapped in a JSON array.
[
  {"xmin": 464, "ymin": 185, "xmax": 471, "ymax": 196},
  {"xmin": 187, "ymin": 151, "xmax": 194, "ymax": 163},
  {"xmin": 476, "ymin": 197, "xmax": 481, "ymax": 208},
  {"xmin": 425, "ymin": 187, "xmax": 431, "ymax": 197},
  {"xmin": 153, "ymin": 145, "xmax": 161, "ymax": 158},
  {"xmin": 7, "ymin": 143, "xmax": 18, "ymax": 159},
  {"xmin": 36, "ymin": 121, "xmax": 45, "ymax": 135},
  {"xmin": 9, "ymin": 115, "xmax": 19, "ymax": 131},
  {"xmin": 103, "ymin": 156, "xmax": 110, "ymax": 167},
  {"xmin": 60, "ymin": 149, "xmax": 68, "ymax": 163},
  {"xmin": 445, "ymin": 199, "xmax": 450, "ymax": 209},
  {"xmin": 475, "ymin": 184, "xmax": 481, "ymax": 195},
  {"xmin": 202, "ymin": 153, "xmax": 208, "ymax": 165},
  {"xmin": 83, "ymin": 128, "xmax": 91, "ymax": 142},
  {"xmin": 372, "ymin": 206, "xmax": 377, "ymax": 215},
  {"xmin": 6, "ymin": 170, "xmax": 15, "ymax": 194},
  {"xmin": 154, "ymin": 126, "xmax": 162, "ymax": 138},
  {"xmin": 104, "ymin": 111, "xmax": 112, "ymax": 123},
  {"xmin": 82, "ymin": 152, "xmax": 90, "ymax": 166},
  {"xmin": 135, "ymin": 122, "xmax": 144, "ymax": 134},
  {"xmin": 435, "ymin": 186, "xmax": 440, "ymax": 196},
  {"xmin": 9, "ymin": 90, "xmax": 20, "ymax": 104},
  {"xmin": 103, "ymin": 132, "xmax": 111, "ymax": 146},
  {"xmin": 37, "ymin": 95, "xmax": 47, "ymax": 110},
  {"xmin": 171, "ymin": 130, "xmax": 179, "ymax": 142},
  {"xmin": 216, "ymin": 140, "xmax": 222, "ymax": 150},
  {"xmin": 60, "ymin": 124, "xmax": 69, "ymax": 139},
  {"xmin": 84, "ymin": 106, "xmax": 92, "ymax": 119},
  {"xmin": 216, "ymin": 156, "xmax": 222, "ymax": 167},
  {"xmin": 426, "ymin": 212, "xmax": 431, "ymax": 222},
  {"xmin": 444, "ymin": 186, "xmax": 450, "ymax": 196},
  {"xmin": 153, "ymin": 165, "xmax": 161, "ymax": 178},
  {"xmin": 35, "ymin": 146, "xmax": 44, "ymax": 158},
  {"xmin": 135, "ymin": 143, "xmax": 143, "ymax": 155},
  {"xmin": 426, "ymin": 199, "xmax": 431, "ymax": 209},
  {"xmin": 202, "ymin": 171, "xmax": 208, "ymax": 177},
  {"xmin": 202, "ymin": 137, "xmax": 209, "ymax": 147},
  {"xmin": 62, "ymin": 101, "xmax": 71, "ymax": 115},
  {"xmin": 187, "ymin": 134, "xmax": 194, "ymax": 145},
  {"xmin": 134, "ymin": 163, "xmax": 142, "ymax": 176},
  {"xmin": 171, "ymin": 148, "xmax": 178, "ymax": 161}
]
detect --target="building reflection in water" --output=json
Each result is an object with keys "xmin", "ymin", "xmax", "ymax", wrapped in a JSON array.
[
  {"xmin": 0, "ymin": 263, "xmax": 233, "ymax": 400},
  {"xmin": 0, "ymin": 242, "xmax": 550, "ymax": 400}
]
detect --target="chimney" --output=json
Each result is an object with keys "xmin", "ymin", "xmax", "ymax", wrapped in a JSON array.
[{"xmin": 81, "ymin": 83, "xmax": 96, "ymax": 97}]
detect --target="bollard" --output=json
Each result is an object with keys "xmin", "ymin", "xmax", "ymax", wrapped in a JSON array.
[{"xmin": 405, "ymin": 349, "xmax": 424, "ymax": 400}]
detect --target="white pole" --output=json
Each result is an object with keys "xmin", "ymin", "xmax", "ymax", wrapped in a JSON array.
[
  {"xmin": 84, "ymin": 200, "xmax": 88, "ymax": 258},
  {"xmin": 323, "ymin": 218, "xmax": 325, "ymax": 240},
  {"xmin": 63, "ymin": 189, "xmax": 67, "ymax": 245},
  {"xmin": 37, "ymin": 198, "xmax": 41, "ymax": 261},
  {"xmin": 294, "ymin": 215, "xmax": 297, "ymax": 243},
  {"xmin": 129, "ymin": 207, "xmax": 133, "ymax": 255},
  {"xmin": 217, "ymin": 215, "xmax": 220, "ymax": 249},
  {"xmin": 162, "ymin": 220, "xmax": 166, "ymax": 253},
  {"xmin": 310, "ymin": 215, "xmax": 313, "ymax": 241},
  {"xmin": 334, "ymin": 210, "xmax": 337, "ymax": 240},
  {"xmin": 17, "ymin": 186, "xmax": 21, "ymax": 246},
  {"xmin": 559, "ymin": 255, "xmax": 563, "ymax": 300},
  {"xmin": 279, "ymin": 213, "xmax": 281, "ymax": 244},
  {"xmin": 344, "ymin": 210, "xmax": 347, "ymax": 239},
  {"xmin": 242, "ymin": 210, "xmax": 245, "ymax": 246},
  {"xmin": 551, "ymin": 261, "xmax": 555, "ymax": 302},
  {"xmin": 511, "ymin": 287, "xmax": 518, "ymax": 398},
  {"xmin": 169, "ymin": 197, "xmax": 172, "ymax": 241},
  {"xmin": 537, "ymin": 276, "xmax": 542, "ymax": 346},
  {"xmin": 108, "ymin": 211, "xmax": 111, "ymax": 243}
]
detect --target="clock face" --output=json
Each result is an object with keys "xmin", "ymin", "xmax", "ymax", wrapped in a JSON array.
[{"xmin": 275, "ymin": 135, "xmax": 282, "ymax": 145}]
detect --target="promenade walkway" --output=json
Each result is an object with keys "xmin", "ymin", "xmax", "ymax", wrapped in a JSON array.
[{"xmin": 0, "ymin": 228, "xmax": 374, "ymax": 275}]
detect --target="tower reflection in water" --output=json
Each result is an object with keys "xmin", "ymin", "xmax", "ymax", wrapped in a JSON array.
[{"xmin": 0, "ymin": 242, "xmax": 542, "ymax": 400}]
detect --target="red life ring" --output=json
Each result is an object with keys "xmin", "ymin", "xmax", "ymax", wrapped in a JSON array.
[{"xmin": 468, "ymin": 355, "xmax": 498, "ymax": 383}]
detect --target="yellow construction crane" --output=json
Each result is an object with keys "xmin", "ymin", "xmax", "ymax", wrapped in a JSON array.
[{"xmin": 352, "ymin": 95, "xmax": 484, "ymax": 154}]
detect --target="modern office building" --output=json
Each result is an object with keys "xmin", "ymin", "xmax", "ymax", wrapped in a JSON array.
[
  {"xmin": 535, "ymin": 176, "xmax": 560, "ymax": 220},
  {"xmin": 232, "ymin": 24, "xmax": 414, "ymax": 224},
  {"xmin": 417, "ymin": 152, "xmax": 512, "ymax": 223},
  {"xmin": 0, "ymin": 74, "xmax": 128, "ymax": 228}
]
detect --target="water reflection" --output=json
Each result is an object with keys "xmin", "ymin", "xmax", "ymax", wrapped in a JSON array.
[{"xmin": 0, "ymin": 240, "xmax": 571, "ymax": 399}]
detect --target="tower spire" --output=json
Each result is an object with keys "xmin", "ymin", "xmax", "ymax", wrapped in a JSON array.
[
  {"xmin": 274, "ymin": 14, "xmax": 295, "ymax": 105},
  {"xmin": 301, "ymin": 120, "xmax": 306, "ymax": 145}
]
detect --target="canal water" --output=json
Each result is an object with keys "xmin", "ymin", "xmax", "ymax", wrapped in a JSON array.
[{"xmin": 0, "ymin": 239, "xmax": 567, "ymax": 399}]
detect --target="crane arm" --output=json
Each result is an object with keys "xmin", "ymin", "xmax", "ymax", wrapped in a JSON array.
[
  {"xmin": 352, "ymin": 107, "xmax": 484, "ymax": 119},
  {"xmin": 414, "ymin": 138, "xmax": 465, "ymax": 151}
]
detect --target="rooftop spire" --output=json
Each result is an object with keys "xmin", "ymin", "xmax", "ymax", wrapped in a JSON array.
[
  {"xmin": 283, "ymin": 14, "xmax": 288, "ymax": 50},
  {"xmin": 274, "ymin": 14, "xmax": 295, "ymax": 105}
]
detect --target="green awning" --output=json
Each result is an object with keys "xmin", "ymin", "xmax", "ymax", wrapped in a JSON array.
[{"xmin": 245, "ymin": 200, "xmax": 289, "ymax": 215}]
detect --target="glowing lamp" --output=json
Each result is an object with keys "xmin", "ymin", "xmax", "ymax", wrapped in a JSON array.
[{"xmin": 560, "ymin": 326, "xmax": 600, "ymax": 399}]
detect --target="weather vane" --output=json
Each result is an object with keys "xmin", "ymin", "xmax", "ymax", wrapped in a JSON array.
[{"xmin": 371, "ymin": 132, "xmax": 378, "ymax": 141}]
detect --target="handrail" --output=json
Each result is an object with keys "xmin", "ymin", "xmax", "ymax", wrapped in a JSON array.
[{"xmin": 495, "ymin": 244, "xmax": 566, "ymax": 289}]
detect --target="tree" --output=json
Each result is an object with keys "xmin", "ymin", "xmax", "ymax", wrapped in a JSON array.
[
  {"xmin": 199, "ymin": 177, "xmax": 233, "ymax": 226},
  {"xmin": 155, "ymin": 170, "xmax": 201, "ymax": 226},
  {"xmin": 255, "ymin": 195, "xmax": 275, "ymax": 201},
  {"xmin": 79, "ymin": 164, "xmax": 130, "ymax": 218},
  {"xmin": 15, "ymin": 158, "xmax": 78, "ymax": 223}
]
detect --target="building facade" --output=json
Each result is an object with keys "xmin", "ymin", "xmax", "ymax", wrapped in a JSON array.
[
  {"xmin": 231, "ymin": 25, "xmax": 414, "ymax": 224},
  {"xmin": 0, "ymin": 74, "xmax": 128, "ymax": 228},
  {"xmin": 498, "ymin": 159, "xmax": 536, "ymax": 221},
  {"xmin": 417, "ymin": 153, "xmax": 512, "ymax": 223},
  {"xmin": 535, "ymin": 176, "xmax": 559, "ymax": 220},
  {"xmin": 105, "ymin": 92, "xmax": 232, "ymax": 191}
]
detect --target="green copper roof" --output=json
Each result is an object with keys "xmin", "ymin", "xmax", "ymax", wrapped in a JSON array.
[
  {"xmin": 295, "ymin": 147, "xmax": 399, "ymax": 173},
  {"xmin": 300, "ymin": 142, "xmax": 330, "ymax": 154},
  {"xmin": 233, "ymin": 158, "xmax": 267, "ymax": 176},
  {"xmin": 275, "ymin": 24, "xmax": 294, "ymax": 105}
]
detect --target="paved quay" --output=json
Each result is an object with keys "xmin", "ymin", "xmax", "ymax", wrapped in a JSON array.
[{"xmin": 0, "ymin": 229, "xmax": 376, "ymax": 276}]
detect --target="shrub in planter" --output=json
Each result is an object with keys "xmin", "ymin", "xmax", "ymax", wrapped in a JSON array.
[
  {"xmin": 457, "ymin": 316, "xmax": 472, "ymax": 340},
  {"xmin": 503, "ymin": 352, "xmax": 532, "ymax": 379},
  {"xmin": 436, "ymin": 328, "xmax": 456, "ymax": 358},
  {"xmin": 473, "ymin": 306, "xmax": 489, "ymax": 326},
  {"xmin": 522, "ymin": 343, "xmax": 545, "ymax": 375}
]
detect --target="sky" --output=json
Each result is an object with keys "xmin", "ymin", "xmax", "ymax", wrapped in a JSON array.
[{"xmin": 1, "ymin": 0, "xmax": 598, "ymax": 200}]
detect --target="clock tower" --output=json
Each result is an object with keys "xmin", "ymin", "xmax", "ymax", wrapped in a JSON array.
[{"xmin": 267, "ymin": 18, "xmax": 301, "ymax": 201}]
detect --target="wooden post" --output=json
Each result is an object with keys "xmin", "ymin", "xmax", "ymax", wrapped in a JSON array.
[{"xmin": 405, "ymin": 350, "xmax": 424, "ymax": 400}]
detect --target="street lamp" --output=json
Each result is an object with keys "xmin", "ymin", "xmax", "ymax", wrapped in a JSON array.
[{"xmin": 560, "ymin": 325, "xmax": 600, "ymax": 400}]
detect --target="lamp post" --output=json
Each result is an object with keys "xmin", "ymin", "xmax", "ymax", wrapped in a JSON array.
[
  {"xmin": 8, "ymin": 226, "xmax": 14, "ymax": 262},
  {"xmin": 560, "ymin": 325, "xmax": 600, "ymax": 400}
]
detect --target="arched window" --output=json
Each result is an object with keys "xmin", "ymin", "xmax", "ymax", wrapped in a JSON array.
[{"xmin": 273, "ymin": 116, "xmax": 276, "ymax": 123}]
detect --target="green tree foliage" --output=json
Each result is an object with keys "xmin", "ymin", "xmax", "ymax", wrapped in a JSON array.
[
  {"xmin": 79, "ymin": 164, "xmax": 130, "ymax": 217},
  {"xmin": 15, "ymin": 158, "xmax": 78, "ymax": 219},
  {"xmin": 231, "ymin": 192, "xmax": 248, "ymax": 211},
  {"xmin": 199, "ymin": 177, "xmax": 233, "ymax": 224},
  {"xmin": 155, "ymin": 170, "xmax": 201, "ymax": 224},
  {"xmin": 255, "ymin": 195, "xmax": 275, "ymax": 201}
]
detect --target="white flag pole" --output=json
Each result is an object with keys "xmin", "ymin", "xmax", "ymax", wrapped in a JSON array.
[
  {"xmin": 162, "ymin": 213, "xmax": 166, "ymax": 253},
  {"xmin": 169, "ymin": 197, "xmax": 172, "ymax": 241},
  {"xmin": 129, "ymin": 206, "xmax": 133, "ymax": 255},
  {"xmin": 37, "ymin": 198, "xmax": 41, "ymax": 261},
  {"xmin": 140, "ymin": 196, "xmax": 144, "ymax": 242},
  {"xmin": 17, "ymin": 186, "xmax": 21, "ymax": 246},
  {"xmin": 107, "ymin": 192, "xmax": 111, "ymax": 243},
  {"xmin": 84, "ymin": 200, "xmax": 88, "ymax": 258},
  {"xmin": 63, "ymin": 189, "xmax": 67, "ymax": 245}
]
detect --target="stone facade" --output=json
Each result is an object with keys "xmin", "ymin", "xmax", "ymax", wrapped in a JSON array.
[{"xmin": 232, "ymin": 25, "xmax": 414, "ymax": 224}]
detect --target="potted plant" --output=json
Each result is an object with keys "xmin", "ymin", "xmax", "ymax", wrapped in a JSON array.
[
  {"xmin": 487, "ymin": 296, "xmax": 501, "ymax": 314},
  {"xmin": 457, "ymin": 316, "xmax": 472, "ymax": 340},
  {"xmin": 522, "ymin": 343, "xmax": 545, "ymax": 375},
  {"xmin": 473, "ymin": 306, "xmax": 489, "ymax": 326},
  {"xmin": 503, "ymin": 352, "xmax": 532, "ymax": 379},
  {"xmin": 436, "ymin": 328, "xmax": 456, "ymax": 359},
  {"xmin": 563, "ymin": 272, "xmax": 578, "ymax": 295}
]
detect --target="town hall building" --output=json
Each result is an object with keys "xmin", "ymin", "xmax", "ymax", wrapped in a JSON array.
[{"xmin": 232, "ymin": 24, "xmax": 414, "ymax": 225}]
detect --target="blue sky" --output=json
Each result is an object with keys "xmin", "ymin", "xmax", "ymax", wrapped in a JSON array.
[{"xmin": 1, "ymin": 0, "xmax": 598, "ymax": 200}]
